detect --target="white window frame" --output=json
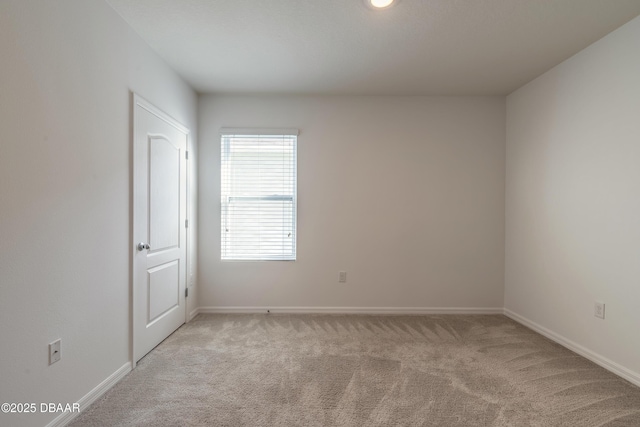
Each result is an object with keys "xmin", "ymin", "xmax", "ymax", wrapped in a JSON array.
[{"xmin": 220, "ymin": 128, "xmax": 298, "ymax": 261}]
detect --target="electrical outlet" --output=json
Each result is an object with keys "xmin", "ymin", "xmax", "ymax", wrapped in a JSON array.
[
  {"xmin": 49, "ymin": 339, "xmax": 61, "ymax": 365},
  {"xmin": 594, "ymin": 302, "xmax": 605, "ymax": 319},
  {"xmin": 339, "ymin": 271, "xmax": 347, "ymax": 283}
]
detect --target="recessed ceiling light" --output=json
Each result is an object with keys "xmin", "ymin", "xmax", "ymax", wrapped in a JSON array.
[{"xmin": 370, "ymin": 0, "xmax": 395, "ymax": 9}]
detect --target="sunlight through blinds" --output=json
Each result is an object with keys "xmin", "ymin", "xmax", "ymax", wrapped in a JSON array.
[{"xmin": 221, "ymin": 129, "xmax": 298, "ymax": 260}]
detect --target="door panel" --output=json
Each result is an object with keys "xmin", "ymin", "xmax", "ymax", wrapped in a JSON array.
[
  {"xmin": 149, "ymin": 136, "xmax": 180, "ymax": 252},
  {"xmin": 148, "ymin": 260, "xmax": 180, "ymax": 323},
  {"xmin": 133, "ymin": 94, "xmax": 188, "ymax": 363}
]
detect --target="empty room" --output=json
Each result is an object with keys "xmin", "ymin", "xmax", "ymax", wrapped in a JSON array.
[{"xmin": 2, "ymin": 0, "xmax": 640, "ymax": 426}]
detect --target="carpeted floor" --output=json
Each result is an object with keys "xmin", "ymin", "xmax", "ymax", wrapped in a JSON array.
[{"xmin": 71, "ymin": 314, "xmax": 640, "ymax": 426}]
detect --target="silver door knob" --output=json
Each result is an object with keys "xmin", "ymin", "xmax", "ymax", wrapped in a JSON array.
[{"xmin": 137, "ymin": 242, "xmax": 150, "ymax": 251}]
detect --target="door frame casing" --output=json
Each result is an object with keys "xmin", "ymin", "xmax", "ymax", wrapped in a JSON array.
[{"xmin": 131, "ymin": 93, "xmax": 191, "ymax": 369}]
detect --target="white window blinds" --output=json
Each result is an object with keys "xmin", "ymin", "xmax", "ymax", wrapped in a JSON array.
[{"xmin": 221, "ymin": 129, "xmax": 297, "ymax": 260}]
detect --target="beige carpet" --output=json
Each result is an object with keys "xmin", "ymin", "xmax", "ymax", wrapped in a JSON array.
[{"xmin": 71, "ymin": 314, "xmax": 640, "ymax": 426}]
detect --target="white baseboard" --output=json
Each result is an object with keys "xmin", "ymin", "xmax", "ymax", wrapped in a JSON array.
[
  {"xmin": 504, "ymin": 309, "xmax": 640, "ymax": 388},
  {"xmin": 196, "ymin": 306, "xmax": 504, "ymax": 315},
  {"xmin": 45, "ymin": 362, "xmax": 131, "ymax": 427},
  {"xmin": 188, "ymin": 307, "xmax": 200, "ymax": 321}
]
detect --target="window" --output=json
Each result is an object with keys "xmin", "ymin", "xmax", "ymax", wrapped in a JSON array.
[{"xmin": 221, "ymin": 129, "xmax": 297, "ymax": 260}]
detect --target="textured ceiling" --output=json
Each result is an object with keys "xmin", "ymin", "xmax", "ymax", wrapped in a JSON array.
[{"xmin": 106, "ymin": 0, "xmax": 640, "ymax": 95}]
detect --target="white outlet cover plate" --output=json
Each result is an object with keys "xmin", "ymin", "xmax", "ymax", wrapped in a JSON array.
[
  {"xmin": 49, "ymin": 340, "xmax": 61, "ymax": 364},
  {"xmin": 594, "ymin": 302, "xmax": 605, "ymax": 319}
]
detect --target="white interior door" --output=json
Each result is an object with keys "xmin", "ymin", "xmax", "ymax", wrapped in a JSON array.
[{"xmin": 133, "ymin": 94, "xmax": 188, "ymax": 363}]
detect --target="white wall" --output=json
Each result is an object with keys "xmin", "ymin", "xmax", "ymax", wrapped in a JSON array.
[
  {"xmin": 505, "ymin": 16, "xmax": 640, "ymax": 382},
  {"xmin": 0, "ymin": 1, "xmax": 197, "ymax": 426},
  {"xmin": 199, "ymin": 95, "xmax": 505, "ymax": 310}
]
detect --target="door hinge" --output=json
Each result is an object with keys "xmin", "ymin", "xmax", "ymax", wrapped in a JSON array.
[
  {"xmin": 185, "ymin": 288, "xmax": 189, "ymax": 298},
  {"xmin": 185, "ymin": 219, "xmax": 189, "ymax": 228},
  {"xmin": 185, "ymin": 151, "xmax": 189, "ymax": 160}
]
